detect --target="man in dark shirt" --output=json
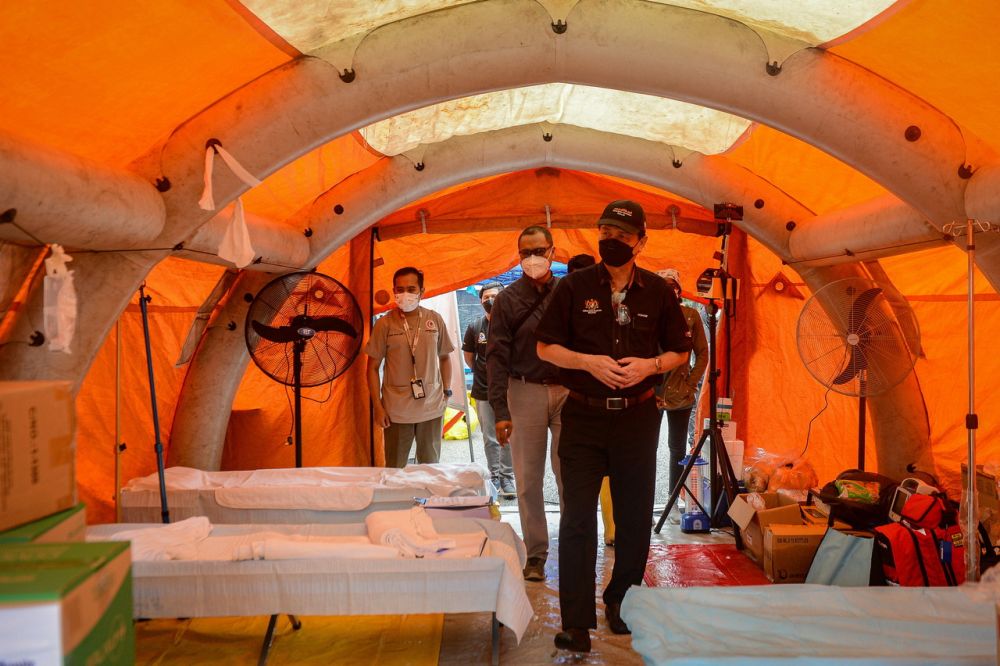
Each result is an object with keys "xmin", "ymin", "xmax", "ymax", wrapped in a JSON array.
[
  {"xmin": 486, "ymin": 225, "xmax": 568, "ymax": 582},
  {"xmin": 536, "ymin": 200, "xmax": 692, "ymax": 653},
  {"xmin": 462, "ymin": 282, "xmax": 515, "ymax": 496}
]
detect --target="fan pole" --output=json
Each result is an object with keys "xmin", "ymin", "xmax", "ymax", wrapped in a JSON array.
[
  {"xmin": 138, "ymin": 284, "xmax": 170, "ymax": 524},
  {"xmin": 858, "ymin": 376, "xmax": 867, "ymax": 471},
  {"xmin": 293, "ymin": 340, "xmax": 304, "ymax": 468}
]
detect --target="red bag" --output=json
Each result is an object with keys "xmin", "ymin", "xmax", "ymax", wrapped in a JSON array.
[{"xmin": 875, "ymin": 494, "xmax": 965, "ymax": 586}]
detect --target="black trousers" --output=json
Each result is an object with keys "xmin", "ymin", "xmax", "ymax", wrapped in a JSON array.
[
  {"xmin": 557, "ymin": 395, "xmax": 661, "ymax": 629},
  {"xmin": 666, "ymin": 407, "xmax": 695, "ymax": 498}
]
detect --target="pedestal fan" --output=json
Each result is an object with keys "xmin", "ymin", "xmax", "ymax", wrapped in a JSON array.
[
  {"xmin": 245, "ymin": 271, "xmax": 363, "ymax": 467},
  {"xmin": 796, "ymin": 277, "xmax": 920, "ymax": 469}
]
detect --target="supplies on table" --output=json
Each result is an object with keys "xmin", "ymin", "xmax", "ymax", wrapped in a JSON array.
[
  {"xmin": 743, "ymin": 449, "xmax": 817, "ymax": 494},
  {"xmin": 0, "ymin": 503, "xmax": 86, "ymax": 544},
  {"xmin": 0, "ymin": 381, "xmax": 76, "ymax": 532},
  {"xmin": 0, "ymin": 541, "xmax": 134, "ymax": 665}
]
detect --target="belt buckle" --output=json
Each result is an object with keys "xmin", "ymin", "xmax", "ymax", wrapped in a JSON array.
[{"xmin": 605, "ymin": 397, "xmax": 626, "ymax": 410}]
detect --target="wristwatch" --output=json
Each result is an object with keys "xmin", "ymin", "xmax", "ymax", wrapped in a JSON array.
[{"xmin": 444, "ymin": 388, "xmax": 453, "ymax": 397}]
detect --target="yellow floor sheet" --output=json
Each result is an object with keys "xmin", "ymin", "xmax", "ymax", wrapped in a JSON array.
[{"xmin": 136, "ymin": 613, "xmax": 444, "ymax": 665}]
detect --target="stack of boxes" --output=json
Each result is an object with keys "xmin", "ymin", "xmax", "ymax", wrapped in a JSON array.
[
  {"xmin": 0, "ymin": 381, "xmax": 134, "ymax": 664},
  {"xmin": 727, "ymin": 490, "xmax": 850, "ymax": 584}
]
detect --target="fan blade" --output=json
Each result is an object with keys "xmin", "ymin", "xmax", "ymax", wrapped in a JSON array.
[
  {"xmin": 251, "ymin": 320, "xmax": 299, "ymax": 344},
  {"xmin": 308, "ymin": 316, "xmax": 359, "ymax": 338},
  {"xmin": 831, "ymin": 347, "xmax": 869, "ymax": 385},
  {"xmin": 847, "ymin": 287, "xmax": 883, "ymax": 334}
]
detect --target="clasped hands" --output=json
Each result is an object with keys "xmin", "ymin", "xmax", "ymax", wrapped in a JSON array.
[{"xmin": 585, "ymin": 355, "xmax": 656, "ymax": 390}]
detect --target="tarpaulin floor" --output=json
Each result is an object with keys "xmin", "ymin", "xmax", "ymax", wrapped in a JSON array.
[
  {"xmin": 643, "ymin": 543, "xmax": 771, "ymax": 588},
  {"xmin": 135, "ymin": 614, "xmax": 443, "ymax": 665}
]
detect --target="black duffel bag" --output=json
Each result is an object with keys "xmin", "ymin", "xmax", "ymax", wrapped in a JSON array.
[{"xmin": 815, "ymin": 469, "xmax": 899, "ymax": 530}]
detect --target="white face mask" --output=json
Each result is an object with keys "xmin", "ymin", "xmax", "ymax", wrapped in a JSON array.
[
  {"xmin": 395, "ymin": 292, "xmax": 420, "ymax": 313},
  {"xmin": 520, "ymin": 255, "xmax": 551, "ymax": 280}
]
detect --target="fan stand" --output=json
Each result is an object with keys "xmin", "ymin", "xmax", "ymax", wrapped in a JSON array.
[
  {"xmin": 858, "ymin": 373, "xmax": 867, "ymax": 471},
  {"xmin": 292, "ymin": 337, "xmax": 308, "ymax": 469}
]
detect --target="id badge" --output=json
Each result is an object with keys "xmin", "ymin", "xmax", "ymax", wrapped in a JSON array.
[{"xmin": 410, "ymin": 378, "xmax": 426, "ymax": 400}]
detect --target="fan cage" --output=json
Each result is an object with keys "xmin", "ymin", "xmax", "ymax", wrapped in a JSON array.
[{"xmin": 245, "ymin": 272, "xmax": 364, "ymax": 387}]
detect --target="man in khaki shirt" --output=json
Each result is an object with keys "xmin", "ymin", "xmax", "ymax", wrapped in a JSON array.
[{"xmin": 365, "ymin": 267, "xmax": 454, "ymax": 467}]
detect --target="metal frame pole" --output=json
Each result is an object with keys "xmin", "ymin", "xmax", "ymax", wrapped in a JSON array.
[
  {"xmin": 138, "ymin": 284, "xmax": 170, "ymax": 524},
  {"xmin": 965, "ymin": 222, "xmax": 980, "ymax": 581}
]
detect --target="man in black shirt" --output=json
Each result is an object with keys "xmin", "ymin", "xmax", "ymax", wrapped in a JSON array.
[
  {"xmin": 487, "ymin": 225, "xmax": 568, "ymax": 582},
  {"xmin": 536, "ymin": 200, "xmax": 692, "ymax": 652},
  {"xmin": 462, "ymin": 282, "xmax": 515, "ymax": 496}
]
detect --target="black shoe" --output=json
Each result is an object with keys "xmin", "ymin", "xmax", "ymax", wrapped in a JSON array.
[
  {"xmin": 554, "ymin": 628, "xmax": 591, "ymax": 652},
  {"xmin": 605, "ymin": 602, "xmax": 631, "ymax": 635},
  {"xmin": 522, "ymin": 557, "xmax": 546, "ymax": 581}
]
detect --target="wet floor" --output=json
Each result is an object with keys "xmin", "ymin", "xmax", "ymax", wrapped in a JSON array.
[{"xmin": 438, "ymin": 507, "xmax": 732, "ymax": 665}]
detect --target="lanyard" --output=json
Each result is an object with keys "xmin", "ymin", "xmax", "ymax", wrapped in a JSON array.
[{"xmin": 400, "ymin": 309, "xmax": 423, "ymax": 374}]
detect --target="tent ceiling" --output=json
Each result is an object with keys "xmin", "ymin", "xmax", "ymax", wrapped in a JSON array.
[
  {"xmin": 244, "ymin": 0, "xmax": 897, "ymax": 53},
  {"xmin": 359, "ymin": 83, "xmax": 753, "ymax": 156}
]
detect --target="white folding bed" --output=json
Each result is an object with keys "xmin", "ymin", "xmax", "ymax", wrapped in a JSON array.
[
  {"xmin": 120, "ymin": 463, "xmax": 493, "ymax": 524},
  {"xmin": 88, "ymin": 515, "xmax": 530, "ymax": 665},
  {"xmin": 621, "ymin": 582, "xmax": 1000, "ymax": 665}
]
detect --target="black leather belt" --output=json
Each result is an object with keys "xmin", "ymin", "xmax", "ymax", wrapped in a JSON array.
[
  {"xmin": 512, "ymin": 376, "xmax": 560, "ymax": 386},
  {"xmin": 568, "ymin": 388, "xmax": 655, "ymax": 410}
]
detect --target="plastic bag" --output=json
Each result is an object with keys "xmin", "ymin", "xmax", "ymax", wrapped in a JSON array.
[
  {"xmin": 834, "ymin": 479, "xmax": 881, "ymax": 503},
  {"xmin": 769, "ymin": 458, "xmax": 819, "ymax": 491},
  {"xmin": 42, "ymin": 245, "xmax": 77, "ymax": 353},
  {"xmin": 744, "ymin": 449, "xmax": 782, "ymax": 492}
]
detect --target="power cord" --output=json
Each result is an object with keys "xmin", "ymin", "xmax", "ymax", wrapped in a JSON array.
[{"xmin": 800, "ymin": 384, "xmax": 834, "ymax": 458}]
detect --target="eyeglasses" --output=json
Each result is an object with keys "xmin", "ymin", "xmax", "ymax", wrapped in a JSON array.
[{"xmin": 518, "ymin": 247, "xmax": 552, "ymax": 259}]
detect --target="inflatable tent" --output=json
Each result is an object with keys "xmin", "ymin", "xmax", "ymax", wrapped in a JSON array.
[{"xmin": 0, "ymin": 0, "xmax": 998, "ymax": 530}]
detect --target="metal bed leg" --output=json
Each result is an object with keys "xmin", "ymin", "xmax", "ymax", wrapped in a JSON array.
[
  {"xmin": 258, "ymin": 614, "xmax": 279, "ymax": 666},
  {"xmin": 491, "ymin": 612, "xmax": 500, "ymax": 666},
  {"xmin": 288, "ymin": 614, "xmax": 302, "ymax": 630}
]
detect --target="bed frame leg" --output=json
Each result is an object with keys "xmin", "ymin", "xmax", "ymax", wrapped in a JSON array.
[
  {"xmin": 491, "ymin": 612, "xmax": 500, "ymax": 666},
  {"xmin": 258, "ymin": 614, "xmax": 279, "ymax": 666},
  {"xmin": 288, "ymin": 614, "xmax": 302, "ymax": 630}
]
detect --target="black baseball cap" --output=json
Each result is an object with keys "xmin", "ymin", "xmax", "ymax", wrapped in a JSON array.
[{"xmin": 598, "ymin": 199, "xmax": 646, "ymax": 236}]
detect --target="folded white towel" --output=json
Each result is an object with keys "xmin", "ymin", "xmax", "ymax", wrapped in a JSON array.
[
  {"xmin": 92, "ymin": 516, "xmax": 212, "ymax": 561},
  {"xmin": 380, "ymin": 464, "xmax": 489, "ymax": 497},
  {"xmin": 365, "ymin": 507, "xmax": 457, "ymax": 558}
]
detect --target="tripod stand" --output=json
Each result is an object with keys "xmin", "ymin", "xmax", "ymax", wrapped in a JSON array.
[{"xmin": 654, "ymin": 298, "xmax": 742, "ymax": 545}]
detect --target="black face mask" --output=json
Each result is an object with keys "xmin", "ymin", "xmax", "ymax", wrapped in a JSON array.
[
  {"xmin": 482, "ymin": 297, "xmax": 495, "ymax": 313},
  {"xmin": 598, "ymin": 238, "xmax": 636, "ymax": 267}
]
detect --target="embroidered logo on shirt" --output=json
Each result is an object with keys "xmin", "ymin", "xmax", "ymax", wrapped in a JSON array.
[
  {"xmin": 425, "ymin": 319, "xmax": 437, "ymax": 331},
  {"xmin": 478, "ymin": 331, "xmax": 487, "ymax": 343},
  {"xmin": 583, "ymin": 298, "xmax": 601, "ymax": 314}
]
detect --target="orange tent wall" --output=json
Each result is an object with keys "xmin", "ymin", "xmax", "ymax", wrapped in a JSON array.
[{"xmin": 75, "ymin": 258, "xmax": 226, "ymax": 523}]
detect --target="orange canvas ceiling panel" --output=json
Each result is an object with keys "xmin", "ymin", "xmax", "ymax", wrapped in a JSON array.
[
  {"xmin": 380, "ymin": 169, "xmax": 709, "ymax": 230},
  {"xmin": 727, "ymin": 124, "xmax": 889, "ymax": 215},
  {"xmin": 831, "ymin": 0, "xmax": 1000, "ymax": 154},
  {"xmin": 0, "ymin": 2, "xmax": 290, "ymax": 166},
  {"xmin": 239, "ymin": 133, "xmax": 383, "ymax": 223}
]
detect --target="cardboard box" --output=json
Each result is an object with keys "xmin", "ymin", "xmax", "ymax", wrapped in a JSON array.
[
  {"xmin": 800, "ymin": 504, "xmax": 850, "ymax": 530},
  {"xmin": 961, "ymin": 464, "xmax": 999, "ymax": 513},
  {"xmin": 728, "ymin": 492, "xmax": 803, "ymax": 562},
  {"xmin": 0, "ymin": 381, "xmax": 76, "ymax": 532},
  {"xmin": 762, "ymin": 523, "xmax": 828, "ymax": 583},
  {"xmin": 0, "ymin": 541, "xmax": 134, "ymax": 665},
  {"xmin": 0, "ymin": 503, "xmax": 86, "ymax": 544}
]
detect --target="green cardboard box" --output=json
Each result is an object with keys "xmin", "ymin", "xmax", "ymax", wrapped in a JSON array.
[
  {"xmin": 0, "ymin": 503, "xmax": 87, "ymax": 544},
  {"xmin": 0, "ymin": 541, "xmax": 133, "ymax": 665}
]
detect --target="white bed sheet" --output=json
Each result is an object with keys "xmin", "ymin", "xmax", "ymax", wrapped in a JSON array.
[
  {"xmin": 120, "ymin": 463, "xmax": 492, "ymax": 524},
  {"xmin": 621, "ymin": 583, "xmax": 999, "ymax": 665},
  {"xmin": 87, "ymin": 517, "xmax": 533, "ymax": 642}
]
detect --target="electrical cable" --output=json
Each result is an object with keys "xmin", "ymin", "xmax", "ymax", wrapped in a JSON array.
[{"xmin": 800, "ymin": 383, "xmax": 834, "ymax": 458}]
